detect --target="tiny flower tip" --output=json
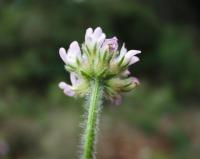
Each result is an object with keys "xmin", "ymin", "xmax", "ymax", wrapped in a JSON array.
[
  {"xmin": 64, "ymin": 88, "xmax": 75, "ymax": 96},
  {"xmin": 128, "ymin": 50, "xmax": 141, "ymax": 55},
  {"xmin": 68, "ymin": 41, "xmax": 81, "ymax": 59},
  {"xmin": 130, "ymin": 56, "xmax": 140, "ymax": 65},
  {"xmin": 100, "ymin": 33, "xmax": 106, "ymax": 39},
  {"xmin": 98, "ymin": 34, "xmax": 106, "ymax": 46},
  {"xmin": 86, "ymin": 27, "xmax": 93, "ymax": 33},
  {"xmin": 70, "ymin": 72, "xmax": 79, "ymax": 85},
  {"xmin": 85, "ymin": 28, "xmax": 93, "ymax": 36},
  {"xmin": 131, "ymin": 77, "xmax": 140, "ymax": 85},
  {"xmin": 59, "ymin": 47, "xmax": 66, "ymax": 54},
  {"xmin": 137, "ymin": 50, "xmax": 141, "ymax": 54},
  {"xmin": 120, "ymin": 44, "xmax": 127, "ymax": 55},
  {"xmin": 58, "ymin": 82, "xmax": 67, "ymax": 89},
  {"xmin": 94, "ymin": 26, "xmax": 102, "ymax": 32},
  {"xmin": 59, "ymin": 48, "xmax": 67, "ymax": 62},
  {"xmin": 94, "ymin": 27, "xmax": 103, "ymax": 38},
  {"xmin": 70, "ymin": 41, "xmax": 79, "ymax": 48},
  {"xmin": 125, "ymin": 51, "xmax": 140, "ymax": 60},
  {"xmin": 59, "ymin": 82, "xmax": 75, "ymax": 96}
]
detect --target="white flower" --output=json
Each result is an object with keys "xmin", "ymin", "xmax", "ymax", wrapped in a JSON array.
[
  {"xmin": 58, "ymin": 81, "xmax": 75, "ymax": 96},
  {"xmin": 58, "ymin": 73, "xmax": 81, "ymax": 96},
  {"xmin": 59, "ymin": 41, "xmax": 82, "ymax": 66},
  {"xmin": 58, "ymin": 72, "xmax": 88, "ymax": 97},
  {"xmin": 58, "ymin": 27, "xmax": 141, "ymax": 104},
  {"xmin": 85, "ymin": 27, "xmax": 106, "ymax": 49},
  {"xmin": 131, "ymin": 77, "xmax": 140, "ymax": 86},
  {"xmin": 124, "ymin": 50, "xmax": 141, "ymax": 65},
  {"xmin": 116, "ymin": 44, "xmax": 141, "ymax": 66}
]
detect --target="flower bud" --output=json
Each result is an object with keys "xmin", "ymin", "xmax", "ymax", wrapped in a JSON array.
[{"xmin": 103, "ymin": 37, "xmax": 118, "ymax": 52}]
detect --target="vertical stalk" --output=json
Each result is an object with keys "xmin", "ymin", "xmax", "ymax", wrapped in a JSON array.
[{"xmin": 82, "ymin": 79, "xmax": 102, "ymax": 159}]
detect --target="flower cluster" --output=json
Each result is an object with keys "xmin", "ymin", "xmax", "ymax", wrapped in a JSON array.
[{"xmin": 59, "ymin": 27, "xmax": 141, "ymax": 105}]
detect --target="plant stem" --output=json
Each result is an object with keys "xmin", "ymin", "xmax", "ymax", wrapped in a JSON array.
[{"xmin": 82, "ymin": 79, "xmax": 102, "ymax": 159}]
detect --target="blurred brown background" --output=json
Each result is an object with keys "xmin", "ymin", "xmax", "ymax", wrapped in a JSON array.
[{"xmin": 0, "ymin": 0, "xmax": 200, "ymax": 159}]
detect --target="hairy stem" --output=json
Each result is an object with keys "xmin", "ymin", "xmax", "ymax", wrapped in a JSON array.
[{"xmin": 82, "ymin": 79, "xmax": 103, "ymax": 159}]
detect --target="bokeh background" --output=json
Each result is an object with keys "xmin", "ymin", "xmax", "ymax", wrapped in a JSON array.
[{"xmin": 0, "ymin": 0, "xmax": 200, "ymax": 159}]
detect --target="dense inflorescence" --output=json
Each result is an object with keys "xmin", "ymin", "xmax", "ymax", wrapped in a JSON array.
[{"xmin": 58, "ymin": 27, "xmax": 141, "ymax": 105}]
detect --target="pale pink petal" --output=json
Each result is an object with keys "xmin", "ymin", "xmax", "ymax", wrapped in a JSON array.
[
  {"xmin": 120, "ymin": 44, "xmax": 127, "ymax": 55},
  {"xmin": 69, "ymin": 41, "xmax": 81, "ymax": 56},
  {"xmin": 58, "ymin": 81, "xmax": 75, "ymax": 96},
  {"xmin": 85, "ymin": 28, "xmax": 93, "ymax": 43},
  {"xmin": 100, "ymin": 44, "xmax": 109, "ymax": 53},
  {"xmin": 126, "ymin": 50, "xmax": 141, "ymax": 57},
  {"xmin": 129, "ymin": 56, "xmax": 139, "ymax": 65},
  {"xmin": 59, "ymin": 47, "xmax": 67, "ymax": 63},
  {"xmin": 131, "ymin": 77, "xmax": 140, "ymax": 85},
  {"xmin": 70, "ymin": 72, "xmax": 79, "ymax": 85},
  {"xmin": 67, "ymin": 41, "xmax": 82, "ymax": 64},
  {"xmin": 85, "ymin": 28, "xmax": 93, "ymax": 37},
  {"xmin": 116, "ymin": 44, "xmax": 127, "ymax": 64},
  {"xmin": 58, "ymin": 81, "xmax": 67, "ymax": 89},
  {"xmin": 97, "ymin": 33, "xmax": 106, "ymax": 47},
  {"xmin": 64, "ymin": 87, "xmax": 75, "ymax": 96},
  {"xmin": 93, "ymin": 27, "xmax": 103, "ymax": 40},
  {"xmin": 125, "ymin": 51, "xmax": 138, "ymax": 61}
]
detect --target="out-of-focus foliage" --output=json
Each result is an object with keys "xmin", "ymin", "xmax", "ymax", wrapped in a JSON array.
[{"xmin": 0, "ymin": 0, "xmax": 200, "ymax": 159}]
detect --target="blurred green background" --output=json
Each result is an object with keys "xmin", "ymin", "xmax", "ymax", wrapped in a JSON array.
[{"xmin": 0, "ymin": 0, "xmax": 200, "ymax": 159}]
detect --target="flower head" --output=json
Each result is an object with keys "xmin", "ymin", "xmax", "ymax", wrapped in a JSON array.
[{"xmin": 58, "ymin": 27, "xmax": 141, "ymax": 104}]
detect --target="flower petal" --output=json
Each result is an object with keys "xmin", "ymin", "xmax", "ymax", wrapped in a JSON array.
[
  {"xmin": 59, "ymin": 47, "xmax": 67, "ymax": 63},
  {"xmin": 129, "ymin": 56, "xmax": 139, "ymax": 65},
  {"xmin": 103, "ymin": 37, "xmax": 118, "ymax": 52},
  {"xmin": 131, "ymin": 77, "xmax": 140, "ymax": 85},
  {"xmin": 70, "ymin": 72, "xmax": 79, "ymax": 85},
  {"xmin": 93, "ymin": 27, "xmax": 103, "ymax": 40},
  {"xmin": 58, "ymin": 81, "xmax": 67, "ymax": 89},
  {"xmin": 66, "ymin": 41, "xmax": 82, "ymax": 64},
  {"xmin": 85, "ymin": 28, "xmax": 93, "ymax": 43},
  {"xmin": 69, "ymin": 41, "xmax": 81, "ymax": 57},
  {"xmin": 97, "ymin": 33, "xmax": 106, "ymax": 48},
  {"xmin": 126, "ymin": 50, "xmax": 141, "ymax": 57},
  {"xmin": 120, "ymin": 44, "xmax": 127, "ymax": 56},
  {"xmin": 58, "ymin": 81, "xmax": 75, "ymax": 96},
  {"xmin": 64, "ymin": 87, "xmax": 75, "ymax": 96}
]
